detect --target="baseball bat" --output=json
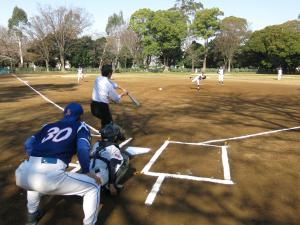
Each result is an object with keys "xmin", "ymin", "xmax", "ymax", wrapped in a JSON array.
[
  {"xmin": 118, "ymin": 85, "xmax": 141, "ymax": 107},
  {"xmin": 128, "ymin": 94, "xmax": 140, "ymax": 107}
]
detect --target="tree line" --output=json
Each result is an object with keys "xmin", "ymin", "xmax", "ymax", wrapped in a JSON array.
[{"xmin": 0, "ymin": 0, "xmax": 299, "ymax": 73}]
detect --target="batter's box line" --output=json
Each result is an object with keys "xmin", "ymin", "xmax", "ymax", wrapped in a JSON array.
[{"xmin": 142, "ymin": 140, "xmax": 234, "ymax": 205}]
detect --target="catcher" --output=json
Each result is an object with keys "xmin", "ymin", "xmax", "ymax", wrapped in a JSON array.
[{"xmin": 90, "ymin": 123, "xmax": 129, "ymax": 195}]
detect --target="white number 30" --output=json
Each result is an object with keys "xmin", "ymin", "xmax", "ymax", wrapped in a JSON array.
[{"xmin": 41, "ymin": 127, "xmax": 72, "ymax": 143}]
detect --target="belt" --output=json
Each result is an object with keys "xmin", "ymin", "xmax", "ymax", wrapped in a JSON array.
[{"xmin": 41, "ymin": 157, "xmax": 58, "ymax": 164}]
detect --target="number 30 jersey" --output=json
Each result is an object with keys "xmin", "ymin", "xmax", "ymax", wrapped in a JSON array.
[{"xmin": 29, "ymin": 119, "xmax": 90, "ymax": 166}]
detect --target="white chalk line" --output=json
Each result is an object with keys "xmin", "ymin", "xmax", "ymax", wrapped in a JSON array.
[
  {"xmin": 141, "ymin": 140, "xmax": 169, "ymax": 174},
  {"xmin": 12, "ymin": 74, "xmax": 99, "ymax": 134},
  {"xmin": 201, "ymin": 126, "xmax": 300, "ymax": 144},
  {"xmin": 142, "ymin": 140, "xmax": 234, "ymax": 205},
  {"xmin": 142, "ymin": 125, "xmax": 300, "ymax": 205},
  {"xmin": 144, "ymin": 171, "xmax": 234, "ymax": 185},
  {"xmin": 221, "ymin": 146, "xmax": 231, "ymax": 180},
  {"xmin": 145, "ymin": 175, "xmax": 165, "ymax": 205},
  {"xmin": 119, "ymin": 137, "xmax": 133, "ymax": 148},
  {"xmin": 169, "ymin": 140, "xmax": 222, "ymax": 148}
]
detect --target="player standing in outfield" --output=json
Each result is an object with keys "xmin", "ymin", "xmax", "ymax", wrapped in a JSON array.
[
  {"xmin": 77, "ymin": 66, "xmax": 84, "ymax": 84},
  {"xmin": 217, "ymin": 66, "xmax": 225, "ymax": 85},
  {"xmin": 91, "ymin": 64, "xmax": 128, "ymax": 129},
  {"xmin": 277, "ymin": 66, "xmax": 283, "ymax": 80},
  {"xmin": 15, "ymin": 102, "xmax": 101, "ymax": 225},
  {"xmin": 190, "ymin": 71, "xmax": 206, "ymax": 91}
]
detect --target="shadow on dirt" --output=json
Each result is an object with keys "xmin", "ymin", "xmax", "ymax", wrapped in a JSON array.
[{"xmin": 0, "ymin": 83, "xmax": 77, "ymax": 103}]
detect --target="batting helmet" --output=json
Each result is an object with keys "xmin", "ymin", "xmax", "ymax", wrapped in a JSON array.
[{"xmin": 100, "ymin": 123, "xmax": 126, "ymax": 142}]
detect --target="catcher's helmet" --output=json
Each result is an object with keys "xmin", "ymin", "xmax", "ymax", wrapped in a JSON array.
[{"xmin": 100, "ymin": 123, "xmax": 126, "ymax": 142}]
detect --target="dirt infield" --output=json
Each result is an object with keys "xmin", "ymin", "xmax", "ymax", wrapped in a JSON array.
[{"xmin": 1, "ymin": 73, "xmax": 300, "ymax": 225}]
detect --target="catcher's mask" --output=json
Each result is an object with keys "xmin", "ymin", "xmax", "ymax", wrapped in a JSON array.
[{"xmin": 100, "ymin": 123, "xmax": 126, "ymax": 142}]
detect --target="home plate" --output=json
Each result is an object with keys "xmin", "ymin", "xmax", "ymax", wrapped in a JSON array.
[{"xmin": 125, "ymin": 147, "xmax": 151, "ymax": 156}]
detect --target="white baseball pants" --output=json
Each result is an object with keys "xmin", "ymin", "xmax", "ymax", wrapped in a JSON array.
[{"xmin": 16, "ymin": 156, "xmax": 101, "ymax": 225}]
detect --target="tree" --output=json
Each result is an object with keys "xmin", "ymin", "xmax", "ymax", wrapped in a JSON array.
[
  {"xmin": 67, "ymin": 36, "xmax": 94, "ymax": 68},
  {"xmin": 0, "ymin": 26, "xmax": 18, "ymax": 67},
  {"xmin": 183, "ymin": 41, "xmax": 204, "ymax": 70},
  {"xmin": 130, "ymin": 8, "xmax": 159, "ymax": 69},
  {"xmin": 8, "ymin": 6, "xmax": 28, "ymax": 67},
  {"xmin": 173, "ymin": 0, "xmax": 203, "ymax": 69},
  {"xmin": 214, "ymin": 16, "xmax": 250, "ymax": 72},
  {"xmin": 242, "ymin": 20, "xmax": 300, "ymax": 72},
  {"xmin": 173, "ymin": 0, "xmax": 203, "ymax": 24},
  {"xmin": 26, "ymin": 15, "xmax": 53, "ymax": 71},
  {"xmin": 105, "ymin": 11, "xmax": 126, "ymax": 69},
  {"xmin": 106, "ymin": 11, "xmax": 125, "ymax": 36},
  {"xmin": 39, "ymin": 5, "xmax": 91, "ymax": 71},
  {"xmin": 191, "ymin": 7, "xmax": 223, "ymax": 71},
  {"xmin": 120, "ymin": 28, "xmax": 140, "ymax": 67},
  {"xmin": 150, "ymin": 10, "xmax": 187, "ymax": 70}
]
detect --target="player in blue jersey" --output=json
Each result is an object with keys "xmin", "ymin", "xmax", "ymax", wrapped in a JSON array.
[{"xmin": 15, "ymin": 102, "xmax": 101, "ymax": 225}]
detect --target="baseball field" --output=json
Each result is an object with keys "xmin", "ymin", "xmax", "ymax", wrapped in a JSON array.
[{"xmin": 1, "ymin": 72, "xmax": 300, "ymax": 225}]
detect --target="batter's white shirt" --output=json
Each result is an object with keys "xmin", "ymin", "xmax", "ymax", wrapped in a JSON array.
[{"xmin": 92, "ymin": 76, "xmax": 121, "ymax": 103}]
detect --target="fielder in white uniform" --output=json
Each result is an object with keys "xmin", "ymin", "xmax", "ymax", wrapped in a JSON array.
[
  {"xmin": 218, "ymin": 66, "xmax": 224, "ymax": 84},
  {"xmin": 77, "ymin": 66, "xmax": 84, "ymax": 84},
  {"xmin": 277, "ymin": 67, "xmax": 283, "ymax": 80},
  {"xmin": 15, "ymin": 103, "xmax": 101, "ymax": 225},
  {"xmin": 190, "ymin": 72, "xmax": 206, "ymax": 91}
]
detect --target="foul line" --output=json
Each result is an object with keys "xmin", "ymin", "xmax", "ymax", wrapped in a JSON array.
[
  {"xmin": 145, "ymin": 175, "xmax": 165, "ymax": 205},
  {"xmin": 12, "ymin": 74, "xmax": 99, "ymax": 134},
  {"xmin": 221, "ymin": 146, "xmax": 231, "ymax": 180},
  {"xmin": 201, "ymin": 126, "xmax": 300, "ymax": 144}
]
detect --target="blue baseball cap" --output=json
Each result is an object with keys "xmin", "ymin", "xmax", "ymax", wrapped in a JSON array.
[{"xmin": 63, "ymin": 102, "xmax": 84, "ymax": 121}]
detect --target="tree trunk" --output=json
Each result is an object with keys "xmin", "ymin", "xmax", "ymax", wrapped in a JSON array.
[
  {"xmin": 202, "ymin": 39, "xmax": 208, "ymax": 72},
  {"xmin": 99, "ymin": 42, "xmax": 107, "ymax": 68},
  {"xmin": 59, "ymin": 50, "xmax": 65, "ymax": 72},
  {"xmin": 202, "ymin": 54, "xmax": 207, "ymax": 72},
  {"xmin": 163, "ymin": 56, "xmax": 169, "ymax": 72},
  {"xmin": 45, "ymin": 59, "xmax": 49, "ymax": 72},
  {"xmin": 18, "ymin": 37, "xmax": 23, "ymax": 67},
  {"xmin": 192, "ymin": 58, "xmax": 195, "ymax": 73},
  {"xmin": 228, "ymin": 57, "xmax": 232, "ymax": 72}
]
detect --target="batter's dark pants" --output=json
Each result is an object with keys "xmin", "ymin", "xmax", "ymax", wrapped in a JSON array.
[{"xmin": 90, "ymin": 101, "xmax": 113, "ymax": 129}]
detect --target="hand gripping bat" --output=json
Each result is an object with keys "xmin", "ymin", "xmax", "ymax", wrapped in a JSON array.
[{"xmin": 118, "ymin": 85, "xmax": 141, "ymax": 107}]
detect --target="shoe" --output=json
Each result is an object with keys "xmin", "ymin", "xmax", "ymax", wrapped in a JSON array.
[
  {"xmin": 114, "ymin": 183, "xmax": 124, "ymax": 190},
  {"xmin": 26, "ymin": 210, "xmax": 43, "ymax": 225}
]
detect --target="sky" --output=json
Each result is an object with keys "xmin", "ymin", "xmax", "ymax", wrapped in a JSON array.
[{"xmin": 0, "ymin": 0, "xmax": 299, "ymax": 35}]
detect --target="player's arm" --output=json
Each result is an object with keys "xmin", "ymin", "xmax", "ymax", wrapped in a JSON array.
[
  {"xmin": 108, "ymin": 158, "xmax": 122, "ymax": 195},
  {"xmin": 77, "ymin": 123, "xmax": 102, "ymax": 184},
  {"xmin": 106, "ymin": 146, "xmax": 123, "ymax": 194},
  {"xmin": 24, "ymin": 136, "xmax": 36, "ymax": 156},
  {"xmin": 108, "ymin": 85, "xmax": 127, "ymax": 103},
  {"xmin": 24, "ymin": 125, "xmax": 47, "ymax": 156}
]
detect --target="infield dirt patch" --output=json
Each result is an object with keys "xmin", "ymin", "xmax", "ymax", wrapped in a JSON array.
[{"xmin": 1, "ymin": 73, "xmax": 300, "ymax": 225}]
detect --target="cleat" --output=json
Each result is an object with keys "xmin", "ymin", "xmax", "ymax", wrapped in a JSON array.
[{"xmin": 26, "ymin": 210, "xmax": 43, "ymax": 225}]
